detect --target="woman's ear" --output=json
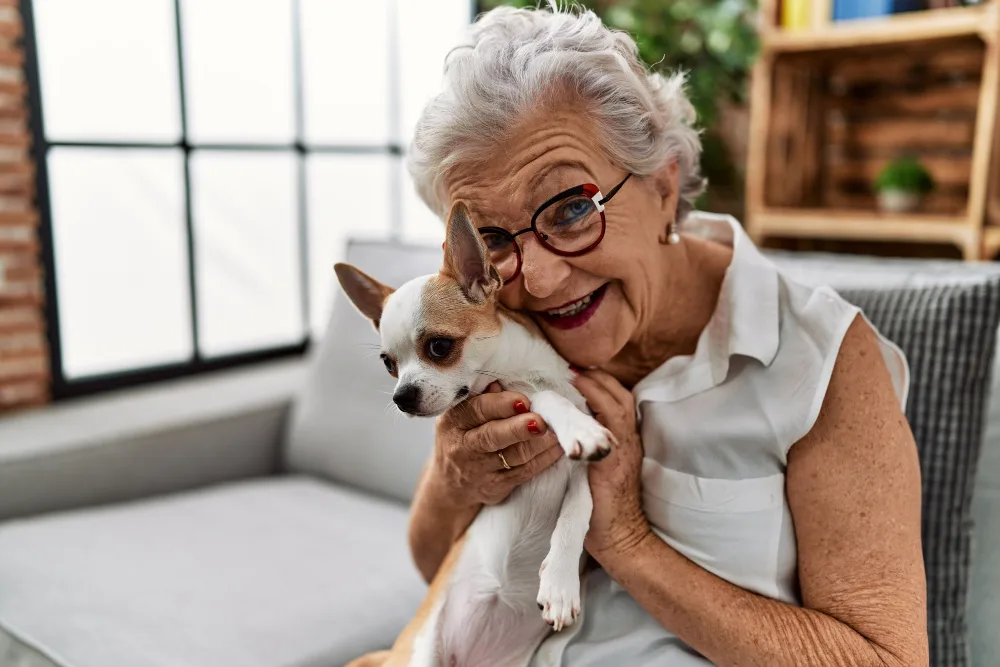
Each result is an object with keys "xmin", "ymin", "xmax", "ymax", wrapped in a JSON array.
[{"xmin": 650, "ymin": 159, "xmax": 681, "ymax": 219}]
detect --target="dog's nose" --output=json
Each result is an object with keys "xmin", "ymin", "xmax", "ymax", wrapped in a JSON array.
[{"xmin": 393, "ymin": 384, "xmax": 421, "ymax": 413}]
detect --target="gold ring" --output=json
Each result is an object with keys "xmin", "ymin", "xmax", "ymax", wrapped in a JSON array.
[{"xmin": 498, "ymin": 451, "xmax": 512, "ymax": 470}]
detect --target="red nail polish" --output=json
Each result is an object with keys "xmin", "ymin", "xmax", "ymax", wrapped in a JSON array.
[
  {"xmin": 513, "ymin": 401, "xmax": 528, "ymax": 414},
  {"xmin": 527, "ymin": 420, "xmax": 541, "ymax": 435}
]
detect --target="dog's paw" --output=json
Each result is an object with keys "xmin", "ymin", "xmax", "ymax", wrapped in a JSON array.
[
  {"xmin": 560, "ymin": 414, "xmax": 615, "ymax": 462},
  {"xmin": 537, "ymin": 559, "xmax": 581, "ymax": 632}
]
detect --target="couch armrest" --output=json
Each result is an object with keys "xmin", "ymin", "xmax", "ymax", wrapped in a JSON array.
[{"xmin": 0, "ymin": 358, "xmax": 307, "ymax": 522}]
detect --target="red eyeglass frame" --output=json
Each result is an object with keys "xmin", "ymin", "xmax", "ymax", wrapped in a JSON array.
[{"xmin": 477, "ymin": 172, "xmax": 632, "ymax": 282}]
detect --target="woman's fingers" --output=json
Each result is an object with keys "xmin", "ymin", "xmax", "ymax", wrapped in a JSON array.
[
  {"xmin": 573, "ymin": 372, "xmax": 618, "ymax": 417},
  {"xmin": 494, "ymin": 432, "xmax": 560, "ymax": 469},
  {"xmin": 479, "ymin": 435, "xmax": 563, "ymax": 505},
  {"xmin": 582, "ymin": 369, "xmax": 633, "ymax": 406},
  {"xmin": 446, "ymin": 389, "xmax": 531, "ymax": 431},
  {"xmin": 469, "ymin": 412, "xmax": 549, "ymax": 453},
  {"xmin": 501, "ymin": 442, "xmax": 565, "ymax": 485}
]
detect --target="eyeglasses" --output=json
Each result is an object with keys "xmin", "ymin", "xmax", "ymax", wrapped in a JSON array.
[{"xmin": 477, "ymin": 172, "xmax": 632, "ymax": 283}]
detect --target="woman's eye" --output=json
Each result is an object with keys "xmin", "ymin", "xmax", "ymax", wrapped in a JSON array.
[
  {"xmin": 556, "ymin": 197, "xmax": 595, "ymax": 224},
  {"xmin": 481, "ymin": 232, "xmax": 509, "ymax": 251},
  {"xmin": 427, "ymin": 338, "xmax": 454, "ymax": 360},
  {"xmin": 379, "ymin": 353, "xmax": 396, "ymax": 375}
]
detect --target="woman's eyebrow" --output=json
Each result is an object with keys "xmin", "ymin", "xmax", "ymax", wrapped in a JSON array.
[{"xmin": 529, "ymin": 160, "xmax": 591, "ymax": 198}]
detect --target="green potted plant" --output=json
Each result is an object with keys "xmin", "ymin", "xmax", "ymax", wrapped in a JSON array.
[{"xmin": 874, "ymin": 157, "xmax": 934, "ymax": 213}]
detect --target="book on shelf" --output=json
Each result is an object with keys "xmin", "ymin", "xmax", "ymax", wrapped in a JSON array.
[
  {"xmin": 833, "ymin": 0, "xmax": 928, "ymax": 20},
  {"xmin": 781, "ymin": 0, "xmax": 812, "ymax": 28}
]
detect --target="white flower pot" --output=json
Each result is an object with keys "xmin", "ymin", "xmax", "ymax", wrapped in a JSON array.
[{"xmin": 877, "ymin": 189, "xmax": 923, "ymax": 213}]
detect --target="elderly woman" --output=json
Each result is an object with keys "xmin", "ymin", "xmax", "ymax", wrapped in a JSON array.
[{"xmin": 403, "ymin": 4, "xmax": 927, "ymax": 666}]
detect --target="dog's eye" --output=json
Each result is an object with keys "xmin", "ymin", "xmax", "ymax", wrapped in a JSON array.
[
  {"xmin": 379, "ymin": 353, "xmax": 396, "ymax": 376},
  {"xmin": 426, "ymin": 338, "xmax": 454, "ymax": 360}
]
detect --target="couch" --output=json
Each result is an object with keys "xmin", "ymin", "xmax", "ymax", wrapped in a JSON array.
[{"xmin": 0, "ymin": 238, "xmax": 998, "ymax": 667}]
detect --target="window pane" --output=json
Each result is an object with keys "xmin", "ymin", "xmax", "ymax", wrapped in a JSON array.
[
  {"xmin": 396, "ymin": 0, "xmax": 471, "ymax": 145},
  {"xmin": 47, "ymin": 148, "xmax": 191, "ymax": 378},
  {"xmin": 190, "ymin": 151, "xmax": 303, "ymax": 358},
  {"xmin": 306, "ymin": 154, "xmax": 391, "ymax": 336},
  {"xmin": 300, "ymin": 0, "xmax": 390, "ymax": 145},
  {"xmin": 33, "ymin": 0, "xmax": 181, "ymax": 142},
  {"xmin": 180, "ymin": 0, "xmax": 295, "ymax": 144},
  {"xmin": 401, "ymin": 163, "xmax": 443, "ymax": 245}
]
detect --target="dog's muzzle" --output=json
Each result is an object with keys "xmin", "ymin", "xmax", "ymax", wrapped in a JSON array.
[{"xmin": 392, "ymin": 384, "xmax": 421, "ymax": 414}]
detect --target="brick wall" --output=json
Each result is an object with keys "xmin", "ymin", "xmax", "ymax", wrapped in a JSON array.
[{"xmin": 0, "ymin": 0, "xmax": 48, "ymax": 412}]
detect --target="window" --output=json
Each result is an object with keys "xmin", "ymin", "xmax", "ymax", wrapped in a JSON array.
[{"xmin": 23, "ymin": 0, "xmax": 473, "ymax": 398}]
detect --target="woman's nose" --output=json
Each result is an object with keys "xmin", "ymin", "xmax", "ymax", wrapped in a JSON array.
[{"xmin": 519, "ymin": 237, "xmax": 571, "ymax": 300}]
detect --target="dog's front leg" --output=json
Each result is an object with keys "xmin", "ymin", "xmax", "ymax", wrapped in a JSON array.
[
  {"xmin": 537, "ymin": 463, "xmax": 592, "ymax": 631},
  {"xmin": 528, "ymin": 390, "xmax": 614, "ymax": 461}
]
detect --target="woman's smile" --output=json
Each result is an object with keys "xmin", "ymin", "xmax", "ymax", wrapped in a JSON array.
[{"xmin": 536, "ymin": 283, "xmax": 610, "ymax": 330}]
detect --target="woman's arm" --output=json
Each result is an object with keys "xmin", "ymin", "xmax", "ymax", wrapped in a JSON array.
[
  {"xmin": 577, "ymin": 316, "xmax": 928, "ymax": 667},
  {"xmin": 408, "ymin": 462, "xmax": 480, "ymax": 583}
]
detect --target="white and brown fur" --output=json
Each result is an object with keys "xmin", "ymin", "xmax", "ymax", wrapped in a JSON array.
[{"xmin": 335, "ymin": 202, "xmax": 615, "ymax": 667}]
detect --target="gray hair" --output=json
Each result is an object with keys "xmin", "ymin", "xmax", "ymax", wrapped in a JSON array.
[{"xmin": 407, "ymin": 1, "xmax": 706, "ymax": 223}]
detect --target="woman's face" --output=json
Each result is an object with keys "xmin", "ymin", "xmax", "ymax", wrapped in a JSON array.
[{"xmin": 444, "ymin": 111, "xmax": 680, "ymax": 368}]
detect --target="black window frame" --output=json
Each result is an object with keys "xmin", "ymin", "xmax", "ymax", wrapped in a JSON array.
[{"xmin": 20, "ymin": 0, "xmax": 467, "ymax": 401}]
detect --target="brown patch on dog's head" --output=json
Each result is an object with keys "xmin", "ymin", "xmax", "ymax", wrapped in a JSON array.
[
  {"xmin": 334, "ymin": 262, "xmax": 394, "ymax": 330},
  {"xmin": 413, "ymin": 274, "xmax": 502, "ymax": 370},
  {"xmin": 407, "ymin": 200, "xmax": 504, "ymax": 372}
]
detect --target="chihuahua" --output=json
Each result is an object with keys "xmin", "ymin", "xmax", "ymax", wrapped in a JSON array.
[{"xmin": 335, "ymin": 201, "xmax": 615, "ymax": 667}]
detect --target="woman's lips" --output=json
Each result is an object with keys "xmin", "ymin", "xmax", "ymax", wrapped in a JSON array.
[{"xmin": 538, "ymin": 283, "xmax": 609, "ymax": 331}]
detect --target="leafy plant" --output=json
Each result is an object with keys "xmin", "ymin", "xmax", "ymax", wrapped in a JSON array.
[
  {"xmin": 475, "ymin": 0, "xmax": 761, "ymax": 209},
  {"xmin": 874, "ymin": 157, "xmax": 934, "ymax": 194}
]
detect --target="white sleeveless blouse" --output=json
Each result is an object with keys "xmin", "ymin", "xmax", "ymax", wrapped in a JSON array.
[{"xmin": 528, "ymin": 212, "xmax": 909, "ymax": 667}]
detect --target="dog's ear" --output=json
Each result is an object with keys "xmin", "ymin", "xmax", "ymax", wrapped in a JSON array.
[
  {"xmin": 334, "ymin": 263, "xmax": 394, "ymax": 330},
  {"xmin": 443, "ymin": 201, "xmax": 501, "ymax": 303}
]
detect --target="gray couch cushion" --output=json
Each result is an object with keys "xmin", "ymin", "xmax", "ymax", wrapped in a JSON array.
[
  {"xmin": 772, "ymin": 251, "xmax": 1000, "ymax": 667},
  {"xmin": 0, "ymin": 628, "xmax": 57, "ymax": 667},
  {"xmin": 283, "ymin": 241, "xmax": 442, "ymax": 503},
  {"xmin": 0, "ymin": 477, "xmax": 425, "ymax": 667}
]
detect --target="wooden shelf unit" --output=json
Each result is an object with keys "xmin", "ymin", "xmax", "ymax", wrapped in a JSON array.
[
  {"xmin": 746, "ymin": 0, "xmax": 1000, "ymax": 260},
  {"xmin": 762, "ymin": 4, "xmax": 998, "ymax": 53},
  {"xmin": 753, "ymin": 209, "xmax": 975, "ymax": 244},
  {"xmin": 984, "ymin": 225, "xmax": 1000, "ymax": 258}
]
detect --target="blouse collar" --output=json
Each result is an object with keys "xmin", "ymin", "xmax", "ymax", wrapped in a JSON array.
[{"xmin": 632, "ymin": 212, "xmax": 780, "ymax": 406}]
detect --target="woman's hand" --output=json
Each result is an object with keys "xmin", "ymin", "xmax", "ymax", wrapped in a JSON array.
[
  {"xmin": 573, "ymin": 370, "xmax": 653, "ymax": 566},
  {"xmin": 432, "ymin": 382, "xmax": 564, "ymax": 509}
]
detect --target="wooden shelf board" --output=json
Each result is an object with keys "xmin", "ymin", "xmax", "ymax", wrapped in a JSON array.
[
  {"xmin": 762, "ymin": 5, "xmax": 998, "ymax": 53},
  {"xmin": 750, "ymin": 208, "xmax": 972, "ymax": 244},
  {"xmin": 983, "ymin": 226, "xmax": 1000, "ymax": 258}
]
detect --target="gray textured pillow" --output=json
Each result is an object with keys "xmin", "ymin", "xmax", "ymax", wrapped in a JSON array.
[{"xmin": 836, "ymin": 279, "xmax": 1000, "ymax": 667}]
